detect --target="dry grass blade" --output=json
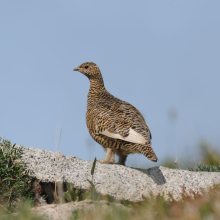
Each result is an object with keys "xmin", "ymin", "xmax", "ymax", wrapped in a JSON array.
[
  {"xmin": 0, "ymin": 204, "xmax": 11, "ymax": 214},
  {"xmin": 54, "ymin": 129, "xmax": 62, "ymax": 201}
]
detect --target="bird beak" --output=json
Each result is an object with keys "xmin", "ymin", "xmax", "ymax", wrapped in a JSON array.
[{"xmin": 73, "ymin": 67, "xmax": 79, "ymax": 71}]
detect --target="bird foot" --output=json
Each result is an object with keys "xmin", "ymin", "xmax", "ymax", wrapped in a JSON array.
[
  {"xmin": 116, "ymin": 162, "xmax": 125, "ymax": 166},
  {"xmin": 98, "ymin": 159, "xmax": 115, "ymax": 164}
]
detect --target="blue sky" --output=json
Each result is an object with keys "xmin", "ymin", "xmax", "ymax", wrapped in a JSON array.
[{"xmin": 0, "ymin": 1, "xmax": 220, "ymax": 167}]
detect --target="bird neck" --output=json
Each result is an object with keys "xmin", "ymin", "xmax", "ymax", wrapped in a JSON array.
[{"xmin": 89, "ymin": 74, "xmax": 106, "ymax": 93}]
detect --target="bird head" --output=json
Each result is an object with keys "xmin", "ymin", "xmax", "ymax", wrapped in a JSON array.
[{"xmin": 73, "ymin": 62, "xmax": 101, "ymax": 79}]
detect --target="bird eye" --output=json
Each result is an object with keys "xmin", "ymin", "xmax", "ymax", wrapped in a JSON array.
[{"xmin": 85, "ymin": 66, "xmax": 88, "ymax": 69}]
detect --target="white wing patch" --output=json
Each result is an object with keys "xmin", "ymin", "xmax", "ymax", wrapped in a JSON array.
[{"xmin": 100, "ymin": 128, "xmax": 147, "ymax": 144}]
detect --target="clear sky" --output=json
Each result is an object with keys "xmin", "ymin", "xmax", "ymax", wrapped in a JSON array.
[{"xmin": 0, "ymin": 1, "xmax": 220, "ymax": 167}]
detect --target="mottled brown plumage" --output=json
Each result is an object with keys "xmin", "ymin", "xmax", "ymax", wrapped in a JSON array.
[{"xmin": 73, "ymin": 62, "xmax": 158, "ymax": 165}]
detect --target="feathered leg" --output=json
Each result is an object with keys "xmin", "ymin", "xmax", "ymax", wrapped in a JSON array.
[
  {"xmin": 98, "ymin": 148, "xmax": 115, "ymax": 164},
  {"xmin": 116, "ymin": 151, "xmax": 127, "ymax": 165}
]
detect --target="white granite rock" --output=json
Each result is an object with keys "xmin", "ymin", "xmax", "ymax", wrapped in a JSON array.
[{"xmin": 20, "ymin": 146, "xmax": 220, "ymax": 202}]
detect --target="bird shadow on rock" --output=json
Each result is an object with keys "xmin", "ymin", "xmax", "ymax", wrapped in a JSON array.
[{"xmin": 129, "ymin": 166, "xmax": 166, "ymax": 185}]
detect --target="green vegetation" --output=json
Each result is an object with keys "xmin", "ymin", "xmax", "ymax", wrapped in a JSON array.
[
  {"xmin": 0, "ymin": 138, "xmax": 33, "ymax": 212},
  {"xmin": 199, "ymin": 141, "xmax": 220, "ymax": 166},
  {"xmin": 160, "ymin": 141, "xmax": 220, "ymax": 171},
  {"xmin": 187, "ymin": 142, "xmax": 220, "ymax": 172},
  {"xmin": 189, "ymin": 163, "xmax": 220, "ymax": 172},
  {"xmin": 0, "ymin": 200, "xmax": 45, "ymax": 220}
]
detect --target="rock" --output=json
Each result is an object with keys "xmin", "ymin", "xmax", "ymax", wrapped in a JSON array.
[{"xmin": 20, "ymin": 146, "xmax": 220, "ymax": 202}]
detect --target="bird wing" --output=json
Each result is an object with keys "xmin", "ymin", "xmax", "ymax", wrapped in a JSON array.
[{"xmin": 88, "ymin": 97, "xmax": 152, "ymax": 145}]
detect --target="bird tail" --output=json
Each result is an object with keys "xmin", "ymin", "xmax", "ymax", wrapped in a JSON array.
[{"xmin": 136, "ymin": 144, "xmax": 158, "ymax": 162}]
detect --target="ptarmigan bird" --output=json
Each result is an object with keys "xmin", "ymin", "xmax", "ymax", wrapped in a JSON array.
[{"xmin": 73, "ymin": 62, "xmax": 158, "ymax": 165}]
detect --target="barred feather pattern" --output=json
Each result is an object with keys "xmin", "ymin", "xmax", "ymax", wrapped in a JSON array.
[{"xmin": 74, "ymin": 62, "xmax": 158, "ymax": 165}]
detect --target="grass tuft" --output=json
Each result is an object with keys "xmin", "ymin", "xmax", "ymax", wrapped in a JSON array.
[
  {"xmin": 0, "ymin": 138, "xmax": 34, "ymax": 212},
  {"xmin": 189, "ymin": 163, "xmax": 220, "ymax": 172}
]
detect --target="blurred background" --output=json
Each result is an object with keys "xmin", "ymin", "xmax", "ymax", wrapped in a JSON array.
[{"xmin": 0, "ymin": 1, "xmax": 219, "ymax": 168}]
